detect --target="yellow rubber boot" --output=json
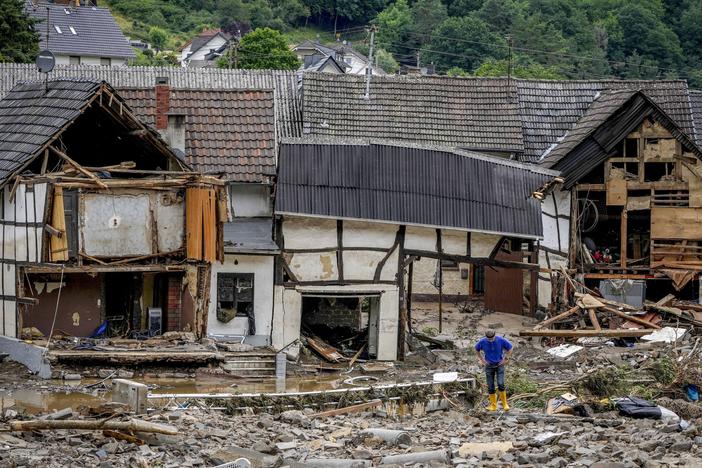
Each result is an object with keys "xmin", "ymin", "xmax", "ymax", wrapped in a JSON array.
[
  {"xmin": 487, "ymin": 393, "xmax": 497, "ymax": 411},
  {"xmin": 499, "ymin": 390, "xmax": 510, "ymax": 411}
]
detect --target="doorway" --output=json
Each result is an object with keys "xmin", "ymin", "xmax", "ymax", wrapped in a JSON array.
[
  {"xmin": 301, "ymin": 294, "xmax": 381, "ymax": 359},
  {"xmin": 104, "ymin": 272, "xmax": 142, "ymax": 337}
]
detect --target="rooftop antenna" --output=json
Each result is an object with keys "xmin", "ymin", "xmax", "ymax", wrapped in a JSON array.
[
  {"xmin": 36, "ymin": 7, "xmax": 55, "ymax": 95},
  {"xmin": 364, "ymin": 25, "xmax": 377, "ymax": 100}
]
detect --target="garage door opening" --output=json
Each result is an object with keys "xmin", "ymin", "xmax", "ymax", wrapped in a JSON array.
[{"xmin": 301, "ymin": 294, "xmax": 380, "ymax": 360}]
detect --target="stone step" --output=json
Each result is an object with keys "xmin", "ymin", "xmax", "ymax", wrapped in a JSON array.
[
  {"xmin": 224, "ymin": 359, "xmax": 276, "ymax": 364},
  {"xmin": 222, "ymin": 362, "xmax": 276, "ymax": 371}
]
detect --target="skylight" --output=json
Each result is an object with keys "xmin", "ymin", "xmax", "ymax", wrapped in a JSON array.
[
  {"xmin": 54, "ymin": 25, "xmax": 62, "ymax": 34},
  {"xmin": 69, "ymin": 26, "xmax": 77, "ymax": 35}
]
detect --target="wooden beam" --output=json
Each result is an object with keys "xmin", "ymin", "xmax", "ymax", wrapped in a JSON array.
[
  {"xmin": 601, "ymin": 306, "xmax": 661, "ymax": 330},
  {"xmin": 587, "ymin": 308, "xmax": 601, "ymax": 330},
  {"xmin": 49, "ymin": 146, "xmax": 108, "ymax": 189},
  {"xmin": 519, "ymin": 329, "xmax": 653, "ymax": 337},
  {"xmin": 312, "ymin": 399, "xmax": 382, "ymax": 418},
  {"xmin": 620, "ymin": 208, "xmax": 627, "ymax": 268},
  {"xmin": 534, "ymin": 305, "xmax": 580, "ymax": 329}
]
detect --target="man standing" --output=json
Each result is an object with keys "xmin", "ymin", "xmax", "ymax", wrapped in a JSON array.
[{"xmin": 475, "ymin": 329, "xmax": 513, "ymax": 411}]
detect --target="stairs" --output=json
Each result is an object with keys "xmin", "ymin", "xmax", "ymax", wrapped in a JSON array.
[{"xmin": 220, "ymin": 351, "xmax": 278, "ymax": 378}]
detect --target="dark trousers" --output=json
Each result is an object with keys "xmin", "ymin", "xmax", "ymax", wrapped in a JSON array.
[{"xmin": 485, "ymin": 364, "xmax": 505, "ymax": 393}]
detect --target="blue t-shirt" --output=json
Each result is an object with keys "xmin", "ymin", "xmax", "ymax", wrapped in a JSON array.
[{"xmin": 475, "ymin": 336, "xmax": 513, "ymax": 365}]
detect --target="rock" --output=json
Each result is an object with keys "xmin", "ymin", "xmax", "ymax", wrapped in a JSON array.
[
  {"xmin": 63, "ymin": 373, "xmax": 81, "ymax": 381},
  {"xmin": 670, "ymin": 441, "xmax": 692, "ymax": 452},
  {"xmin": 530, "ymin": 452, "xmax": 551, "ymax": 464},
  {"xmin": 252, "ymin": 441, "xmax": 275, "ymax": 454},
  {"xmin": 103, "ymin": 442, "xmax": 119, "ymax": 454},
  {"xmin": 95, "ymin": 449, "xmax": 108, "ymax": 460},
  {"xmin": 279, "ymin": 410, "xmax": 308, "ymax": 425},
  {"xmin": 275, "ymin": 441, "xmax": 297, "ymax": 451},
  {"xmin": 117, "ymin": 370, "xmax": 134, "ymax": 379},
  {"xmin": 352, "ymin": 449, "xmax": 373, "ymax": 459},
  {"xmin": 549, "ymin": 457, "xmax": 567, "ymax": 467}
]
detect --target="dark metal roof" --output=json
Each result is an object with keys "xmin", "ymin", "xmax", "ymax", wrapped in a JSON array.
[
  {"xmin": 302, "ymin": 74, "xmax": 524, "ymax": 153},
  {"xmin": 223, "ymin": 218, "xmax": 278, "ymax": 253},
  {"xmin": 276, "ymin": 140, "xmax": 555, "ymax": 238},
  {"xmin": 118, "ymin": 88, "xmax": 276, "ymax": 183},
  {"xmin": 0, "ymin": 79, "xmax": 101, "ymax": 182},
  {"xmin": 26, "ymin": 1, "xmax": 135, "ymax": 59},
  {"xmin": 542, "ymin": 91, "xmax": 702, "ymax": 186}
]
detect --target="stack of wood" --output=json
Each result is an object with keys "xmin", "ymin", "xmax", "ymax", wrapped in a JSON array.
[{"xmin": 520, "ymin": 293, "xmax": 702, "ymax": 338}]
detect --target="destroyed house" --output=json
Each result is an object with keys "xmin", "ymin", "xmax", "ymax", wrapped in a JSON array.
[
  {"xmin": 273, "ymin": 140, "xmax": 557, "ymax": 360},
  {"xmin": 0, "ymin": 79, "xmax": 226, "ymax": 340},
  {"xmin": 541, "ymin": 90, "xmax": 702, "ymax": 304},
  {"xmin": 118, "ymin": 80, "xmax": 278, "ymax": 346},
  {"xmin": 301, "ymin": 73, "xmax": 700, "ymax": 311}
]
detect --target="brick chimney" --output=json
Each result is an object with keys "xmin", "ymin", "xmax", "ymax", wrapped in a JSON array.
[{"xmin": 155, "ymin": 76, "xmax": 170, "ymax": 130}]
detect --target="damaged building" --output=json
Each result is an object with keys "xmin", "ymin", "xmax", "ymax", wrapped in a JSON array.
[
  {"xmin": 541, "ymin": 89, "xmax": 702, "ymax": 305},
  {"xmin": 118, "ymin": 79, "xmax": 279, "ymax": 347},
  {"xmin": 0, "ymin": 79, "xmax": 226, "ymax": 340},
  {"xmin": 272, "ymin": 140, "xmax": 556, "ymax": 360}
]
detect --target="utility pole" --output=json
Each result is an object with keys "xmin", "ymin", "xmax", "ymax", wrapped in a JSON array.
[
  {"xmin": 229, "ymin": 29, "xmax": 241, "ymax": 69},
  {"xmin": 507, "ymin": 35, "xmax": 513, "ymax": 82},
  {"xmin": 364, "ymin": 25, "xmax": 377, "ymax": 100}
]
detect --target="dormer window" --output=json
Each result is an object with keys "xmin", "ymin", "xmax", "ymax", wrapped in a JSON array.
[
  {"xmin": 64, "ymin": 8, "xmax": 71, "ymax": 15},
  {"xmin": 69, "ymin": 26, "xmax": 77, "ymax": 35},
  {"xmin": 54, "ymin": 25, "xmax": 63, "ymax": 34}
]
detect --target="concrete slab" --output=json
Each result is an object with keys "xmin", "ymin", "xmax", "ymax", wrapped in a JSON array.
[{"xmin": 0, "ymin": 336, "xmax": 51, "ymax": 378}]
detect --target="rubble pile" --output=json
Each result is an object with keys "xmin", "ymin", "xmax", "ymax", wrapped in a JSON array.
[{"xmin": 3, "ymin": 404, "xmax": 702, "ymax": 467}]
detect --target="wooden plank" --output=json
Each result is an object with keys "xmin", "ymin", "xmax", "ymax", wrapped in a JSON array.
[
  {"xmin": 620, "ymin": 208, "xmax": 628, "ymax": 268},
  {"xmin": 587, "ymin": 308, "xmax": 601, "ymax": 330},
  {"xmin": 49, "ymin": 146, "xmax": 108, "ymax": 189},
  {"xmin": 49, "ymin": 186, "xmax": 68, "ymax": 262},
  {"xmin": 651, "ymin": 207, "xmax": 702, "ymax": 240},
  {"xmin": 607, "ymin": 179, "xmax": 627, "ymax": 206},
  {"xmin": 312, "ymin": 399, "xmax": 382, "ymax": 418},
  {"xmin": 583, "ymin": 273, "xmax": 654, "ymax": 279},
  {"xmin": 185, "ymin": 188, "xmax": 203, "ymax": 260},
  {"xmin": 202, "ymin": 188, "xmax": 216, "ymax": 262},
  {"xmin": 306, "ymin": 336, "xmax": 344, "ymax": 362},
  {"xmin": 627, "ymin": 196, "xmax": 651, "ymax": 211},
  {"xmin": 519, "ymin": 329, "xmax": 654, "ymax": 337},
  {"xmin": 534, "ymin": 305, "xmax": 581, "ymax": 329}
]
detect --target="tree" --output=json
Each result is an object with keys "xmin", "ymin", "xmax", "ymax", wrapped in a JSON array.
[
  {"xmin": 0, "ymin": 0, "xmax": 40, "ymax": 63},
  {"xmin": 219, "ymin": 27, "xmax": 299, "ymax": 69},
  {"xmin": 477, "ymin": 0, "xmax": 522, "ymax": 34},
  {"xmin": 445, "ymin": 0, "xmax": 482, "ymax": 17},
  {"xmin": 374, "ymin": 0, "xmax": 412, "ymax": 56},
  {"xmin": 474, "ymin": 57, "xmax": 565, "ymax": 79},
  {"xmin": 357, "ymin": 43, "xmax": 399, "ymax": 73},
  {"xmin": 446, "ymin": 66, "xmax": 468, "ymax": 76},
  {"xmin": 217, "ymin": 0, "xmax": 249, "ymax": 28},
  {"xmin": 148, "ymin": 26, "xmax": 168, "ymax": 51},
  {"xmin": 410, "ymin": 0, "xmax": 447, "ymax": 45},
  {"xmin": 422, "ymin": 16, "xmax": 507, "ymax": 72}
]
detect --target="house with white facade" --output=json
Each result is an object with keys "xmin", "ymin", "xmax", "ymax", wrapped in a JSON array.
[
  {"xmin": 294, "ymin": 40, "xmax": 385, "ymax": 75},
  {"xmin": 179, "ymin": 29, "xmax": 231, "ymax": 67},
  {"xmin": 26, "ymin": 0, "xmax": 135, "ymax": 66}
]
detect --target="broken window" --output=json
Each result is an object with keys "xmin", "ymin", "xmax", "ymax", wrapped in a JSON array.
[{"xmin": 216, "ymin": 273, "xmax": 254, "ymax": 331}]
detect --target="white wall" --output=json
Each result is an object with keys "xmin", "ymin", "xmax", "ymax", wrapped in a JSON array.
[
  {"xmin": 1, "ymin": 183, "xmax": 47, "ymax": 337},
  {"xmin": 207, "ymin": 254, "xmax": 275, "ymax": 343},
  {"xmin": 55, "ymin": 55, "xmax": 128, "ymax": 66},
  {"xmin": 538, "ymin": 187, "xmax": 572, "ymax": 308},
  {"xmin": 271, "ymin": 284, "xmax": 399, "ymax": 361}
]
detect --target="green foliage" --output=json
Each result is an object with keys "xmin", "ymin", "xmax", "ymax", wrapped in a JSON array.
[
  {"xmin": 474, "ymin": 57, "xmax": 565, "ymax": 79},
  {"xmin": 0, "ymin": 0, "xmax": 40, "ymax": 63},
  {"xmin": 148, "ymin": 26, "xmax": 169, "ymax": 50},
  {"xmin": 446, "ymin": 66, "xmax": 468, "ymax": 76},
  {"xmin": 421, "ymin": 326, "xmax": 439, "ymax": 337},
  {"xmin": 374, "ymin": 0, "xmax": 412, "ymax": 56},
  {"xmin": 132, "ymin": 49, "xmax": 179, "ymax": 66},
  {"xmin": 649, "ymin": 356, "xmax": 677, "ymax": 385},
  {"xmin": 219, "ymin": 27, "xmax": 299, "ymax": 70},
  {"xmin": 357, "ymin": 43, "xmax": 399, "ymax": 73},
  {"xmin": 422, "ymin": 16, "xmax": 507, "ymax": 72},
  {"xmin": 578, "ymin": 367, "xmax": 628, "ymax": 398},
  {"xmin": 505, "ymin": 369, "xmax": 538, "ymax": 396}
]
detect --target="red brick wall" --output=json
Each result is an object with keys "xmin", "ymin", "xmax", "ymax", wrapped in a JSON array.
[
  {"xmin": 166, "ymin": 275, "xmax": 182, "ymax": 331},
  {"xmin": 155, "ymin": 83, "xmax": 170, "ymax": 130}
]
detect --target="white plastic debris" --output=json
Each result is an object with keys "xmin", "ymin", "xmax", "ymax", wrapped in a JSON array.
[
  {"xmin": 641, "ymin": 327, "xmax": 688, "ymax": 343},
  {"xmin": 546, "ymin": 344, "xmax": 583, "ymax": 358},
  {"xmin": 432, "ymin": 371, "xmax": 458, "ymax": 383}
]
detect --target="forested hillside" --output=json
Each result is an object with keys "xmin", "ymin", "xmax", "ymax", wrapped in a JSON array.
[{"xmin": 102, "ymin": 0, "xmax": 702, "ymax": 85}]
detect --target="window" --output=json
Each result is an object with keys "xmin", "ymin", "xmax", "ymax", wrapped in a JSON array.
[
  {"xmin": 69, "ymin": 26, "xmax": 77, "ymax": 35},
  {"xmin": 100, "ymin": 57, "xmax": 111, "ymax": 66},
  {"xmin": 69, "ymin": 56, "xmax": 81, "ymax": 65},
  {"xmin": 54, "ymin": 25, "xmax": 63, "ymax": 34},
  {"xmin": 216, "ymin": 273, "xmax": 254, "ymax": 329}
]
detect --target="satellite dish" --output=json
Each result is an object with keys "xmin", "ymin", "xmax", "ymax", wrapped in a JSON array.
[{"xmin": 36, "ymin": 50, "xmax": 55, "ymax": 73}]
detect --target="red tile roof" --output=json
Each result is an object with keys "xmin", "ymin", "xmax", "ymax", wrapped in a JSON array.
[{"xmin": 119, "ymin": 88, "xmax": 276, "ymax": 183}]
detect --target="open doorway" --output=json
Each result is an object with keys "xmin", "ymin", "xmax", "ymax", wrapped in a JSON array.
[
  {"xmin": 104, "ymin": 272, "xmax": 142, "ymax": 337},
  {"xmin": 301, "ymin": 294, "xmax": 381, "ymax": 359}
]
